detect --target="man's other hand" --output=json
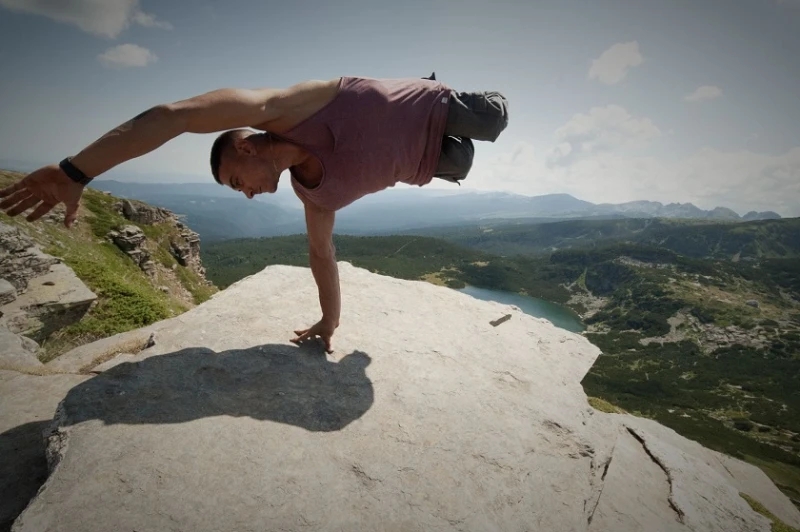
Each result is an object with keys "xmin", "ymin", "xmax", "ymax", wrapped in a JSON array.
[
  {"xmin": 0, "ymin": 165, "xmax": 83, "ymax": 228},
  {"xmin": 291, "ymin": 319, "xmax": 338, "ymax": 354}
]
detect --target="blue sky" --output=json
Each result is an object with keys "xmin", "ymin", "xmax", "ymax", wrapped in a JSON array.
[{"xmin": 1, "ymin": 0, "xmax": 798, "ymax": 215}]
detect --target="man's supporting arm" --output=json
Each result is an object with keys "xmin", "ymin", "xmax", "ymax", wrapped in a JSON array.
[{"xmin": 305, "ymin": 202, "xmax": 341, "ymax": 327}]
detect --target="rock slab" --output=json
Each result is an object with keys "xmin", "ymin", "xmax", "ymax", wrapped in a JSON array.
[
  {"xmin": 12, "ymin": 264, "xmax": 800, "ymax": 532},
  {"xmin": 0, "ymin": 370, "xmax": 89, "ymax": 532}
]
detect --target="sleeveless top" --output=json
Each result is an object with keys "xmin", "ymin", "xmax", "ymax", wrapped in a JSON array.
[{"xmin": 277, "ymin": 76, "xmax": 452, "ymax": 211}]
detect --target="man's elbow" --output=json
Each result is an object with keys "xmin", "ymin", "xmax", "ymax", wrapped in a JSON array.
[{"xmin": 309, "ymin": 242, "xmax": 336, "ymax": 262}]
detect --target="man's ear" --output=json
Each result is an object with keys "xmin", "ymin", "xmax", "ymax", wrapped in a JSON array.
[{"xmin": 233, "ymin": 136, "xmax": 256, "ymax": 156}]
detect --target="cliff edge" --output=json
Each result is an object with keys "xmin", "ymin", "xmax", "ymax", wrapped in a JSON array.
[{"xmin": 6, "ymin": 263, "xmax": 800, "ymax": 531}]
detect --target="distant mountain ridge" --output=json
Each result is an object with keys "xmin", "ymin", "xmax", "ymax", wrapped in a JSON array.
[
  {"xmin": 595, "ymin": 199, "xmax": 780, "ymax": 221},
  {"xmin": 88, "ymin": 180, "xmax": 783, "ymax": 241}
]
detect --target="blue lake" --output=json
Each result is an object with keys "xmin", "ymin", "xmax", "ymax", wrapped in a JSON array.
[{"xmin": 458, "ymin": 285, "xmax": 585, "ymax": 333}]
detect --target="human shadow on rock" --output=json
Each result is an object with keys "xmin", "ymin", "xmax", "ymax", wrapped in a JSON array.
[
  {"xmin": 0, "ymin": 421, "xmax": 51, "ymax": 532},
  {"xmin": 61, "ymin": 344, "xmax": 373, "ymax": 431}
]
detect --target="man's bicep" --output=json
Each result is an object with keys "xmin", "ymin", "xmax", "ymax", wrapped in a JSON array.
[
  {"xmin": 169, "ymin": 88, "xmax": 285, "ymax": 134},
  {"xmin": 304, "ymin": 203, "xmax": 336, "ymax": 256}
]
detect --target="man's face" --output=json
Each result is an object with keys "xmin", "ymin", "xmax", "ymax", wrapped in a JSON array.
[{"xmin": 219, "ymin": 145, "xmax": 280, "ymax": 199}]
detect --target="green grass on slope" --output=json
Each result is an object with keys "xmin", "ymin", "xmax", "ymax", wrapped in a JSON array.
[
  {"xmin": 0, "ymin": 172, "xmax": 190, "ymax": 361},
  {"xmin": 740, "ymin": 492, "xmax": 799, "ymax": 531}
]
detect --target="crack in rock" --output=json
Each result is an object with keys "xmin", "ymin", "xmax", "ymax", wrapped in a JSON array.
[
  {"xmin": 586, "ymin": 444, "xmax": 615, "ymax": 525},
  {"xmin": 351, "ymin": 463, "xmax": 381, "ymax": 486},
  {"xmin": 626, "ymin": 427, "xmax": 685, "ymax": 524}
]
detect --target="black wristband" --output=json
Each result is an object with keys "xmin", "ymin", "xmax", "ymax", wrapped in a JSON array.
[{"xmin": 59, "ymin": 157, "xmax": 93, "ymax": 186}]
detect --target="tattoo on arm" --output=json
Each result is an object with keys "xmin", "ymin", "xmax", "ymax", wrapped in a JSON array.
[{"xmin": 109, "ymin": 106, "xmax": 158, "ymax": 135}]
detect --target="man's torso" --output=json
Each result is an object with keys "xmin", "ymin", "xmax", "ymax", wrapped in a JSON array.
[{"xmin": 261, "ymin": 76, "xmax": 452, "ymax": 211}]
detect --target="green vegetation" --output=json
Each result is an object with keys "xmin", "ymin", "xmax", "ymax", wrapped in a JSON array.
[
  {"xmin": 0, "ymin": 170, "xmax": 217, "ymax": 360},
  {"xmin": 203, "ymin": 234, "xmax": 574, "ymax": 303},
  {"xmin": 588, "ymin": 396, "xmax": 626, "ymax": 414},
  {"xmin": 407, "ymin": 217, "xmax": 800, "ymax": 260},
  {"xmin": 39, "ymin": 235, "xmax": 181, "ymax": 361},
  {"xmin": 740, "ymin": 492, "xmax": 799, "ymax": 532}
]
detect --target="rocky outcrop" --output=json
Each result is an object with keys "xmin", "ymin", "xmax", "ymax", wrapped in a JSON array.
[
  {"xmin": 117, "ymin": 199, "xmax": 173, "ymax": 226},
  {"xmin": 107, "ymin": 225, "xmax": 155, "ymax": 276},
  {"xmin": 112, "ymin": 202, "xmax": 209, "ymax": 282},
  {"xmin": 9, "ymin": 263, "xmax": 798, "ymax": 532},
  {"xmin": 0, "ymin": 326, "xmax": 41, "ymax": 370},
  {"xmin": 0, "ymin": 224, "xmax": 59, "ymax": 293},
  {"xmin": 0, "ymin": 223, "xmax": 97, "ymax": 344},
  {"xmin": 0, "ymin": 263, "xmax": 98, "ymax": 344},
  {"xmin": 0, "ymin": 279, "xmax": 15, "ymax": 306},
  {"xmin": 170, "ymin": 222, "xmax": 206, "ymax": 279}
]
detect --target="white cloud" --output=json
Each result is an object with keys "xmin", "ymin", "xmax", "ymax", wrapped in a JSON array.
[
  {"xmin": 131, "ymin": 9, "xmax": 172, "ymax": 30},
  {"xmin": 684, "ymin": 85, "xmax": 723, "ymax": 102},
  {"xmin": 588, "ymin": 41, "xmax": 644, "ymax": 85},
  {"xmin": 463, "ymin": 107, "xmax": 800, "ymax": 216},
  {"xmin": 550, "ymin": 105, "xmax": 660, "ymax": 164},
  {"xmin": 0, "ymin": 0, "xmax": 172, "ymax": 38},
  {"xmin": 98, "ymin": 44, "xmax": 158, "ymax": 68}
]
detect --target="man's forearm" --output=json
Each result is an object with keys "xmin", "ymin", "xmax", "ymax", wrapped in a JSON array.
[
  {"xmin": 70, "ymin": 105, "xmax": 183, "ymax": 179},
  {"xmin": 309, "ymin": 250, "xmax": 341, "ymax": 326}
]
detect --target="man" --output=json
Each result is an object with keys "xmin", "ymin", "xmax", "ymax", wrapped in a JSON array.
[{"xmin": 0, "ymin": 73, "xmax": 508, "ymax": 353}]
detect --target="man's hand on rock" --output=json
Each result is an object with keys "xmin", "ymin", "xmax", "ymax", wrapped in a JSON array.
[
  {"xmin": 0, "ymin": 164, "xmax": 83, "ymax": 228},
  {"xmin": 291, "ymin": 319, "xmax": 338, "ymax": 354}
]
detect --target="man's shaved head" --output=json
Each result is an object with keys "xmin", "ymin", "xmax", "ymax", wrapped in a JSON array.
[{"xmin": 210, "ymin": 129, "xmax": 251, "ymax": 184}]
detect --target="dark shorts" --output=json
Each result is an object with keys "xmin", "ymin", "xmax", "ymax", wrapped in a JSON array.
[{"xmin": 434, "ymin": 90, "xmax": 509, "ymax": 183}]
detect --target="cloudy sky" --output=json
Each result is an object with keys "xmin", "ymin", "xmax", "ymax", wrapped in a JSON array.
[{"xmin": 0, "ymin": 0, "xmax": 798, "ymax": 216}]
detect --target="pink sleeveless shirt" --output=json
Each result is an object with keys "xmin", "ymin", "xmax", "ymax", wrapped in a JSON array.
[{"xmin": 278, "ymin": 76, "xmax": 452, "ymax": 211}]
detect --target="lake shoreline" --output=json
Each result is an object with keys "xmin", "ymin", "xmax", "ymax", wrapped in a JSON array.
[{"xmin": 455, "ymin": 284, "xmax": 585, "ymax": 333}]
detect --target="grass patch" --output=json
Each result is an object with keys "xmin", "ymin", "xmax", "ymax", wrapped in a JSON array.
[
  {"xmin": 740, "ymin": 492, "xmax": 799, "ymax": 532},
  {"xmin": 81, "ymin": 190, "xmax": 127, "ymax": 238},
  {"xmin": 38, "ymin": 224, "xmax": 185, "ymax": 360},
  {"xmin": 174, "ymin": 264, "xmax": 216, "ymax": 304},
  {"xmin": 577, "ymin": 268, "xmax": 588, "ymax": 292},
  {"xmin": 588, "ymin": 396, "xmax": 626, "ymax": 414}
]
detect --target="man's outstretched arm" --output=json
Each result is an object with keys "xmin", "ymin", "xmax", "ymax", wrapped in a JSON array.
[
  {"xmin": 0, "ymin": 87, "xmax": 285, "ymax": 225},
  {"xmin": 291, "ymin": 201, "xmax": 340, "ymax": 353},
  {"xmin": 68, "ymin": 87, "xmax": 285, "ymax": 179}
]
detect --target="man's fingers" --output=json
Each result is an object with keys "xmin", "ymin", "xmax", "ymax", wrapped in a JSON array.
[
  {"xmin": 324, "ymin": 337, "xmax": 333, "ymax": 354},
  {"xmin": 26, "ymin": 201, "xmax": 56, "ymax": 223},
  {"xmin": 64, "ymin": 200, "xmax": 79, "ymax": 228},
  {"xmin": 5, "ymin": 196, "xmax": 41, "ymax": 217},
  {"xmin": 0, "ymin": 189, "xmax": 33, "ymax": 210},
  {"xmin": 290, "ymin": 330, "xmax": 309, "ymax": 343},
  {"xmin": 0, "ymin": 180, "xmax": 25, "ymax": 198}
]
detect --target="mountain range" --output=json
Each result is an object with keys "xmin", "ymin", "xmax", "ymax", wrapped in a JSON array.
[{"xmin": 89, "ymin": 180, "xmax": 783, "ymax": 241}]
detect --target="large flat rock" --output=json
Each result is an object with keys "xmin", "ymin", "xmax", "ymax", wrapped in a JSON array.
[
  {"xmin": 0, "ymin": 370, "xmax": 89, "ymax": 532},
  {"xmin": 12, "ymin": 263, "xmax": 800, "ymax": 531},
  {"xmin": 0, "ymin": 263, "xmax": 96, "ymax": 342},
  {"xmin": 0, "ymin": 327, "xmax": 41, "ymax": 371}
]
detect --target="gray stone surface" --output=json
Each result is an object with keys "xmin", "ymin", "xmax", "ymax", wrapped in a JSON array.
[
  {"xmin": 0, "ymin": 263, "xmax": 96, "ymax": 342},
  {"xmin": 0, "ymin": 370, "xmax": 89, "ymax": 532},
  {"xmin": 0, "ymin": 223, "xmax": 59, "ymax": 293},
  {"xmin": 0, "ymin": 279, "xmax": 15, "ymax": 306},
  {"xmin": 119, "ymin": 199, "xmax": 174, "ymax": 226},
  {"xmin": 46, "ymin": 326, "xmax": 161, "ymax": 373},
  {"xmin": 170, "ymin": 226, "xmax": 207, "ymax": 279},
  {"xmin": 89, "ymin": 353, "xmax": 136, "ymax": 373},
  {"xmin": 11, "ymin": 264, "xmax": 800, "ymax": 531},
  {"xmin": 107, "ymin": 225, "xmax": 151, "ymax": 272},
  {"xmin": 0, "ymin": 326, "xmax": 41, "ymax": 370}
]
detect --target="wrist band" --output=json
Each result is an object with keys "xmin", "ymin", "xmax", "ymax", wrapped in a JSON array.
[{"xmin": 59, "ymin": 157, "xmax": 93, "ymax": 185}]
